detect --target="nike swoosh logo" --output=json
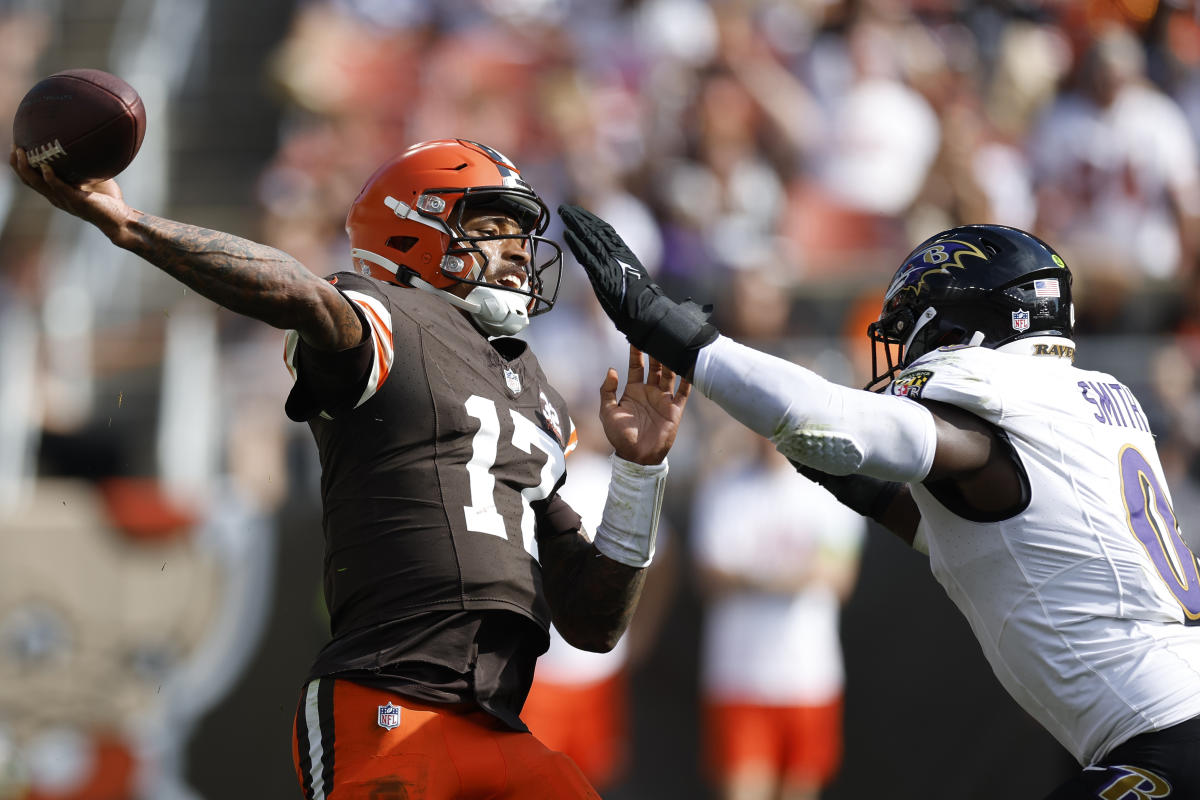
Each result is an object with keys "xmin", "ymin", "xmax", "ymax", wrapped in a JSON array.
[
  {"xmin": 616, "ymin": 258, "xmax": 640, "ymax": 305},
  {"xmin": 616, "ymin": 258, "xmax": 641, "ymax": 279}
]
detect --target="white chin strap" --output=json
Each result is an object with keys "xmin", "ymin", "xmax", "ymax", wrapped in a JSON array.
[
  {"xmin": 350, "ymin": 248, "xmax": 530, "ymax": 336},
  {"xmin": 904, "ymin": 306, "xmax": 939, "ymax": 351},
  {"xmin": 904, "ymin": 306, "xmax": 984, "ymax": 357},
  {"xmin": 456, "ymin": 283, "xmax": 530, "ymax": 336}
]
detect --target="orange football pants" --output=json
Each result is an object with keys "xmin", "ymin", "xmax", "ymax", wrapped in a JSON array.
[
  {"xmin": 292, "ymin": 678, "xmax": 601, "ymax": 800},
  {"xmin": 520, "ymin": 671, "xmax": 628, "ymax": 789},
  {"xmin": 704, "ymin": 696, "xmax": 844, "ymax": 787}
]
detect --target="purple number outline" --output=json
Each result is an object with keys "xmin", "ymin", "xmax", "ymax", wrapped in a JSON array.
[{"xmin": 1119, "ymin": 445, "xmax": 1200, "ymax": 622}]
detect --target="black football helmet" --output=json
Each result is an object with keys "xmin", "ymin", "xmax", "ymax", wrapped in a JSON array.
[{"xmin": 866, "ymin": 224, "xmax": 1074, "ymax": 391}]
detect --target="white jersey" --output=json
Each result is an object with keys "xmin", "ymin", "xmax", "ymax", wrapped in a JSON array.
[
  {"xmin": 692, "ymin": 455, "xmax": 865, "ymax": 705},
  {"xmin": 891, "ymin": 340, "xmax": 1200, "ymax": 765}
]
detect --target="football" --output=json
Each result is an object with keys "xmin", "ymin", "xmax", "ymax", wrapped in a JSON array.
[{"xmin": 12, "ymin": 68, "xmax": 146, "ymax": 185}]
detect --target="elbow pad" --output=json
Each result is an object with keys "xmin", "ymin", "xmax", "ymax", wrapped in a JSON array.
[{"xmin": 694, "ymin": 336, "xmax": 936, "ymax": 483}]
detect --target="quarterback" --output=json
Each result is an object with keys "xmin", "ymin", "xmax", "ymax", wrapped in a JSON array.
[
  {"xmin": 561, "ymin": 205, "xmax": 1200, "ymax": 799},
  {"xmin": 11, "ymin": 140, "xmax": 690, "ymax": 800}
]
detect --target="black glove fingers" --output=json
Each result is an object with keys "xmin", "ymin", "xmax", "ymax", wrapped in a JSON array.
[
  {"xmin": 558, "ymin": 202, "xmax": 718, "ymax": 375},
  {"xmin": 563, "ymin": 229, "xmax": 620, "ymax": 295},
  {"xmin": 559, "ymin": 203, "xmax": 641, "ymax": 272},
  {"xmin": 563, "ymin": 230, "xmax": 625, "ymax": 323}
]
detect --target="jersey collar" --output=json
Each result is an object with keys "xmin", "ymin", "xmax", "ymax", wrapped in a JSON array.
[{"xmin": 994, "ymin": 336, "xmax": 1077, "ymax": 361}]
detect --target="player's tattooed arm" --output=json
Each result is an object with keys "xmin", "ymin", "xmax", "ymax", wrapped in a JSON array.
[
  {"xmin": 8, "ymin": 147, "xmax": 360, "ymax": 351},
  {"xmin": 117, "ymin": 213, "xmax": 361, "ymax": 351},
  {"xmin": 539, "ymin": 530, "xmax": 648, "ymax": 652}
]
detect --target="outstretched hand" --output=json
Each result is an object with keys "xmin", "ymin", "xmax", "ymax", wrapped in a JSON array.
[
  {"xmin": 9, "ymin": 146, "xmax": 131, "ymax": 237},
  {"xmin": 558, "ymin": 204, "xmax": 718, "ymax": 378},
  {"xmin": 599, "ymin": 345, "xmax": 691, "ymax": 466}
]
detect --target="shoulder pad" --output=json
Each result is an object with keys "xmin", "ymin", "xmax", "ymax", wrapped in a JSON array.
[
  {"xmin": 325, "ymin": 270, "xmax": 389, "ymax": 301},
  {"xmin": 890, "ymin": 348, "xmax": 1002, "ymax": 423}
]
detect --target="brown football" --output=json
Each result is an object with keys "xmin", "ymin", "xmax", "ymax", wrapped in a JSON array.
[{"xmin": 12, "ymin": 68, "xmax": 147, "ymax": 185}]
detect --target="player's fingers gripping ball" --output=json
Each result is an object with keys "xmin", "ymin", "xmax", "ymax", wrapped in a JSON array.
[{"xmin": 557, "ymin": 204, "xmax": 717, "ymax": 376}]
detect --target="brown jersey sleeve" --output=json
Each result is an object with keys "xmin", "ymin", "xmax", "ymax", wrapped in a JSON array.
[
  {"xmin": 284, "ymin": 272, "xmax": 393, "ymax": 421},
  {"xmin": 535, "ymin": 492, "xmax": 585, "ymax": 542}
]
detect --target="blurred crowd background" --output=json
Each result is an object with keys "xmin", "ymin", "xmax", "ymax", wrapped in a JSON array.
[{"xmin": 2, "ymin": 0, "xmax": 1200, "ymax": 798}]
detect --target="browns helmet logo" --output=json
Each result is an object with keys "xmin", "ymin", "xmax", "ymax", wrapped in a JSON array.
[{"xmin": 884, "ymin": 240, "xmax": 989, "ymax": 303}]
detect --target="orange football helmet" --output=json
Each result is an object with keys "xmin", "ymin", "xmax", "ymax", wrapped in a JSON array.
[{"xmin": 346, "ymin": 139, "xmax": 561, "ymax": 335}]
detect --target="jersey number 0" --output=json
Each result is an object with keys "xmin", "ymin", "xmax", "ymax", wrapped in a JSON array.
[{"xmin": 1120, "ymin": 446, "xmax": 1200, "ymax": 624}]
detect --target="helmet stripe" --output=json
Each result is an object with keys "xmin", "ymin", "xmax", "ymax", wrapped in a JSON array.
[
  {"xmin": 462, "ymin": 139, "xmax": 530, "ymax": 189},
  {"xmin": 465, "ymin": 139, "xmax": 517, "ymax": 171}
]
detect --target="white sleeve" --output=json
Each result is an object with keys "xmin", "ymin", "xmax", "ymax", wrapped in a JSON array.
[{"xmin": 693, "ymin": 336, "xmax": 937, "ymax": 483}]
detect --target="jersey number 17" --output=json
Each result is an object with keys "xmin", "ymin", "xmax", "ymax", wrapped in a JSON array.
[{"xmin": 462, "ymin": 394, "xmax": 566, "ymax": 563}]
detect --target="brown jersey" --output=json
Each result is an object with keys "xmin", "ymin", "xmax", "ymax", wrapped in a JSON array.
[{"xmin": 283, "ymin": 271, "xmax": 581, "ymax": 729}]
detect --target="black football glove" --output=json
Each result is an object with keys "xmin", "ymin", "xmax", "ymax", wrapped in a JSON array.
[{"xmin": 558, "ymin": 203, "xmax": 718, "ymax": 377}]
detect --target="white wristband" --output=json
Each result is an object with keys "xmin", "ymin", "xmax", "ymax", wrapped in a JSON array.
[{"xmin": 593, "ymin": 455, "xmax": 669, "ymax": 568}]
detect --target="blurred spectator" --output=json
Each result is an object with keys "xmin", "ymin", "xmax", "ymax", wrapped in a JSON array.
[
  {"xmin": 983, "ymin": 16, "xmax": 1072, "ymax": 148},
  {"xmin": 0, "ymin": 477, "xmax": 273, "ymax": 800},
  {"xmin": 691, "ymin": 433, "xmax": 865, "ymax": 800},
  {"xmin": 1168, "ymin": 9, "xmax": 1200, "ymax": 150},
  {"xmin": 803, "ymin": 12, "xmax": 941, "ymax": 221},
  {"xmin": 0, "ymin": 4, "xmax": 49, "ymax": 226},
  {"xmin": 720, "ymin": 4, "xmax": 940, "ymax": 280},
  {"xmin": 1145, "ymin": 337, "xmax": 1200, "ymax": 530},
  {"xmin": 1029, "ymin": 22, "xmax": 1200, "ymax": 331},
  {"xmin": 651, "ymin": 63, "xmax": 788, "ymax": 293},
  {"xmin": 907, "ymin": 19, "xmax": 1039, "ymax": 236}
]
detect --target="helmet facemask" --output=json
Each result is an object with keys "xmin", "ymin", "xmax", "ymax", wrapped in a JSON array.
[
  {"xmin": 866, "ymin": 305, "xmax": 964, "ymax": 392},
  {"xmin": 437, "ymin": 187, "xmax": 563, "ymax": 322}
]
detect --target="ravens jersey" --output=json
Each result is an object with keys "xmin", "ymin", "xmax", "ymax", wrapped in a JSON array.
[
  {"xmin": 283, "ymin": 272, "xmax": 580, "ymax": 729},
  {"xmin": 891, "ymin": 340, "xmax": 1200, "ymax": 765}
]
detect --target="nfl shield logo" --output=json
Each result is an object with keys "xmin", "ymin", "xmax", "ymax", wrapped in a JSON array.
[
  {"xmin": 1011, "ymin": 309, "xmax": 1030, "ymax": 332},
  {"xmin": 504, "ymin": 366, "xmax": 522, "ymax": 394},
  {"xmin": 378, "ymin": 702, "xmax": 401, "ymax": 731}
]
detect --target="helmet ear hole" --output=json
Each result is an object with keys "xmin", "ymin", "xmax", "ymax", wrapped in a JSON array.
[{"xmin": 386, "ymin": 236, "xmax": 418, "ymax": 253}]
